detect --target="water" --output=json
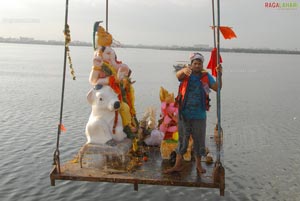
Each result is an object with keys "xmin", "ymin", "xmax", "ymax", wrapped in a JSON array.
[{"xmin": 0, "ymin": 43, "xmax": 300, "ymax": 201}]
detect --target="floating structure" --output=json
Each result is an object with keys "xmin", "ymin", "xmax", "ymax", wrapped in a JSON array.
[
  {"xmin": 50, "ymin": 0, "xmax": 227, "ymax": 196},
  {"xmin": 50, "ymin": 132, "xmax": 224, "ymax": 194}
]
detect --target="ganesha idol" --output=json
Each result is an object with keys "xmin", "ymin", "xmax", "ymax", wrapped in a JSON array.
[
  {"xmin": 89, "ymin": 25, "xmax": 137, "ymax": 138},
  {"xmin": 89, "ymin": 26, "xmax": 131, "ymax": 84},
  {"xmin": 90, "ymin": 46, "xmax": 131, "ymax": 83},
  {"xmin": 158, "ymin": 87, "xmax": 178, "ymax": 140},
  {"xmin": 158, "ymin": 87, "xmax": 193, "ymax": 161}
]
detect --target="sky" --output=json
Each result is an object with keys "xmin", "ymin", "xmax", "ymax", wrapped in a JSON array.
[{"xmin": 0, "ymin": 0, "xmax": 299, "ymax": 50}]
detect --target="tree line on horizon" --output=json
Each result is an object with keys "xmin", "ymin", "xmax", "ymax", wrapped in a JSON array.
[{"xmin": 0, "ymin": 36, "xmax": 299, "ymax": 55}]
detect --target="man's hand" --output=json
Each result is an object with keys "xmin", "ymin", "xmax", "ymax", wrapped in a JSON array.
[
  {"xmin": 216, "ymin": 64, "xmax": 223, "ymax": 75},
  {"xmin": 182, "ymin": 65, "xmax": 192, "ymax": 76}
]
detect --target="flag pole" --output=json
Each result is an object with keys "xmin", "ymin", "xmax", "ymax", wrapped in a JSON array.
[
  {"xmin": 213, "ymin": 1, "xmax": 225, "ymax": 195},
  {"xmin": 211, "ymin": 0, "xmax": 216, "ymax": 49},
  {"xmin": 216, "ymin": 0, "xmax": 222, "ymax": 163}
]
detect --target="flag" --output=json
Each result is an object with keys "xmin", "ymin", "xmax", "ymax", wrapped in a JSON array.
[
  {"xmin": 211, "ymin": 26, "xmax": 237, "ymax": 40},
  {"xmin": 219, "ymin": 26, "xmax": 237, "ymax": 39},
  {"xmin": 207, "ymin": 48, "xmax": 222, "ymax": 77},
  {"xmin": 60, "ymin": 124, "xmax": 66, "ymax": 132}
]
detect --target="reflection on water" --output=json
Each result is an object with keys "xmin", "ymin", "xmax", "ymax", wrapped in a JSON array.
[{"xmin": 0, "ymin": 43, "xmax": 299, "ymax": 201}]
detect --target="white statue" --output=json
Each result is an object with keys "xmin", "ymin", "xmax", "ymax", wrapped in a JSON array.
[{"xmin": 85, "ymin": 84, "xmax": 126, "ymax": 144}]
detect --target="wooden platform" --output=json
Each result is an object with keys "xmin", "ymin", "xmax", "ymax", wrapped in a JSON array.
[{"xmin": 50, "ymin": 134, "xmax": 224, "ymax": 195}]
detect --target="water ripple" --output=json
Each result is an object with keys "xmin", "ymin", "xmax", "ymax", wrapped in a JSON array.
[{"xmin": 1, "ymin": 44, "xmax": 300, "ymax": 201}]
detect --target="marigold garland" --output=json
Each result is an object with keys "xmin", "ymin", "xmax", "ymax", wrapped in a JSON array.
[{"xmin": 64, "ymin": 24, "xmax": 76, "ymax": 80}]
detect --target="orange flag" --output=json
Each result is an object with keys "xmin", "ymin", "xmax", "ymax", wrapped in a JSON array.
[
  {"xmin": 60, "ymin": 124, "xmax": 66, "ymax": 132},
  {"xmin": 211, "ymin": 26, "xmax": 237, "ymax": 39},
  {"xmin": 219, "ymin": 26, "xmax": 237, "ymax": 39}
]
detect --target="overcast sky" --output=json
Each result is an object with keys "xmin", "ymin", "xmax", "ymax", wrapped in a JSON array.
[{"xmin": 0, "ymin": 0, "xmax": 299, "ymax": 50}]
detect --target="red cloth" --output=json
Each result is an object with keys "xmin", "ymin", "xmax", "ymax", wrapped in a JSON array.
[
  {"xmin": 108, "ymin": 76, "xmax": 122, "ymax": 101},
  {"xmin": 163, "ymin": 132, "xmax": 174, "ymax": 140},
  {"xmin": 210, "ymin": 26, "xmax": 237, "ymax": 40},
  {"xmin": 219, "ymin": 26, "xmax": 237, "ymax": 39},
  {"xmin": 206, "ymin": 48, "xmax": 223, "ymax": 77}
]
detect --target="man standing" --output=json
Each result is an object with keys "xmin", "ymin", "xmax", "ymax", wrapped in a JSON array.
[{"xmin": 164, "ymin": 52, "xmax": 222, "ymax": 174}]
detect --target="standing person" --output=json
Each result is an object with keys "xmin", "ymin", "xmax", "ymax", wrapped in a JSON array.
[{"xmin": 164, "ymin": 52, "xmax": 222, "ymax": 174}]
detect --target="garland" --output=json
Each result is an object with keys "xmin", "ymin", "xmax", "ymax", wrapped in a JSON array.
[{"xmin": 64, "ymin": 24, "xmax": 76, "ymax": 80}]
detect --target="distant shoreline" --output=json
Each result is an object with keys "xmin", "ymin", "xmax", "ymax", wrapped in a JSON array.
[{"xmin": 1, "ymin": 38, "xmax": 299, "ymax": 55}]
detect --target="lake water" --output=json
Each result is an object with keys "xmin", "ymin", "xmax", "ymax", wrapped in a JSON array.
[{"xmin": 0, "ymin": 43, "xmax": 299, "ymax": 201}]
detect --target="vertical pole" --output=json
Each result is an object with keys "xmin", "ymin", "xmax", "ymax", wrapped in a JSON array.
[
  {"xmin": 53, "ymin": 0, "xmax": 69, "ymax": 173},
  {"xmin": 106, "ymin": 0, "xmax": 109, "ymax": 31},
  {"xmin": 211, "ymin": 0, "xmax": 216, "ymax": 48},
  {"xmin": 216, "ymin": 0, "xmax": 222, "ymax": 162}
]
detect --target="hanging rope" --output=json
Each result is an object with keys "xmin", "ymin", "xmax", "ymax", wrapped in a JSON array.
[
  {"xmin": 106, "ymin": 0, "xmax": 109, "ymax": 31},
  {"xmin": 53, "ymin": 0, "xmax": 70, "ymax": 173}
]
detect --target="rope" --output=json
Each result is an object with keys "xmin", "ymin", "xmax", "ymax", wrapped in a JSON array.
[
  {"xmin": 53, "ymin": 0, "xmax": 70, "ymax": 173},
  {"xmin": 106, "ymin": 0, "xmax": 109, "ymax": 31}
]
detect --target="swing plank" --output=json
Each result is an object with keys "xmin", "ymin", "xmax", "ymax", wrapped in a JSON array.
[{"xmin": 50, "ymin": 134, "xmax": 224, "ymax": 195}]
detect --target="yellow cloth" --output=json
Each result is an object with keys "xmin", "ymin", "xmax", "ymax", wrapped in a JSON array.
[{"xmin": 119, "ymin": 102, "xmax": 131, "ymax": 127}]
